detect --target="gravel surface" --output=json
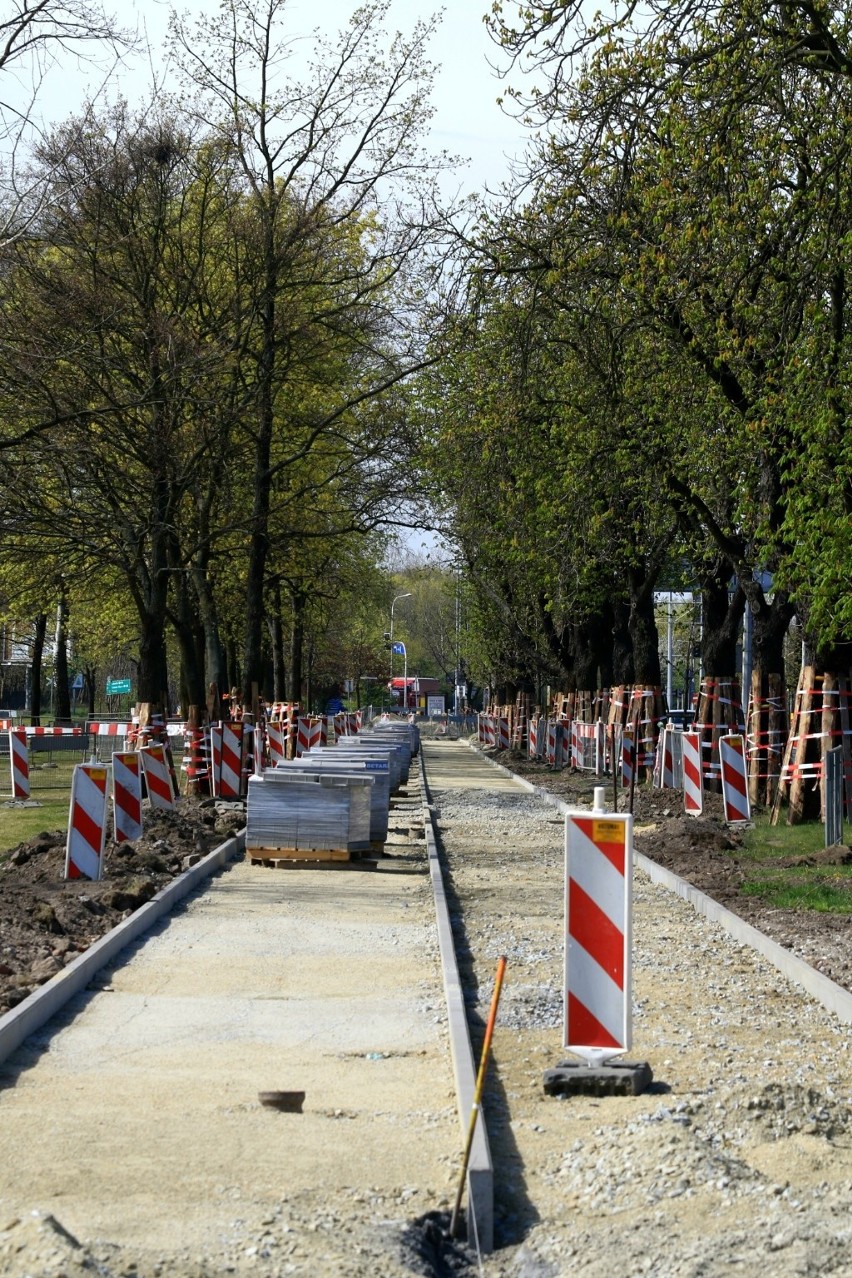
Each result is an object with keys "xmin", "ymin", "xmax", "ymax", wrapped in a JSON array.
[
  {"xmin": 3, "ymin": 737, "xmax": 852, "ymax": 1277},
  {"xmin": 421, "ymin": 741, "xmax": 852, "ymax": 1277}
]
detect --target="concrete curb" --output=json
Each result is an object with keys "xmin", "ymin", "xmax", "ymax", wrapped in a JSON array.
[
  {"xmin": 463, "ymin": 739, "xmax": 852, "ymax": 1026},
  {"xmin": 0, "ymin": 829, "xmax": 246, "ymax": 1067},
  {"xmin": 419, "ymin": 750, "xmax": 493, "ymax": 1254}
]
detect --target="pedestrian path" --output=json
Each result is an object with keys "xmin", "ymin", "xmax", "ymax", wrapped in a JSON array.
[{"xmin": 0, "ymin": 796, "xmax": 456, "ymax": 1261}]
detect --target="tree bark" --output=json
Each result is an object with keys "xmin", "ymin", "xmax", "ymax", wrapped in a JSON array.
[{"xmin": 29, "ymin": 613, "xmax": 47, "ymax": 726}]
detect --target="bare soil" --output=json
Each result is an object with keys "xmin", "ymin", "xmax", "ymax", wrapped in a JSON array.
[{"xmin": 0, "ymin": 799, "xmax": 246, "ymax": 1017}]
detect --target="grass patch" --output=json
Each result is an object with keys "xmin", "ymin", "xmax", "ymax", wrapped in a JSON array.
[
  {"xmin": 0, "ymin": 755, "xmax": 80, "ymax": 855},
  {"xmin": 742, "ymin": 875, "xmax": 852, "ymax": 912},
  {"xmin": 739, "ymin": 814, "xmax": 851, "ymax": 860},
  {"xmin": 737, "ymin": 812, "xmax": 852, "ymax": 913}
]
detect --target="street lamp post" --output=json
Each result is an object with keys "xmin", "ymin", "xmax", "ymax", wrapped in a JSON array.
[{"xmin": 389, "ymin": 592, "xmax": 411, "ymax": 709}]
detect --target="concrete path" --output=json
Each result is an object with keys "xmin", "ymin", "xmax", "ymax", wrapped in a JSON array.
[{"xmin": 0, "ymin": 785, "xmax": 457, "ymax": 1259}]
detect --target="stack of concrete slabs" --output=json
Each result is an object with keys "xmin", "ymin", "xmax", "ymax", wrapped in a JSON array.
[
  {"xmin": 308, "ymin": 743, "xmax": 406, "ymax": 791},
  {"xmin": 246, "ymin": 771, "xmax": 372, "ymax": 852},
  {"xmin": 273, "ymin": 757, "xmax": 390, "ymax": 844},
  {"xmin": 338, "ymin": 734, "xmax": 411, "ymax": 784}
]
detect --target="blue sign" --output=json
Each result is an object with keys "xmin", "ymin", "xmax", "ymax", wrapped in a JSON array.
[{"xmin": 392, "ymin": 642, "xmax": 405, "ymax": 654}]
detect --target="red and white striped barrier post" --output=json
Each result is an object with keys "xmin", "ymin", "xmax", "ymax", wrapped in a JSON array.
[
  {"xmin": 217, "ymin": 722, "xmax": 243, "ymax": 799},
  {"xmin": 9, "ymin": 728, "xmax": 29, "ymax": 798},
  {"xmin": 682, "ymin": 731, "xmax": 703, "ymax": 815},
  {"xmin": 546, "ymin": 720, "xmax": 558, "ymax": 766},
  {"xmin": 266, "ymin": 723, "xmax": 286, "ymax": 766},
  {"xmin": 620, "ymin": 731, "xmax": 635, "ymax": 789},
  {"xmin": 112, "ymin": 750, "xmax": 143, "ymax": 843},
  {"xmin": 65, "ymin": 763, "xmax": 110, "ymax": 881},
  {"xmin": 496, "ymin": 716, "xmax": 510, "ymax": 750},
  {"xmin": 720, "ymin": 733, "xmax": 751, "ymax": 825},
  {"xmin": 296, "ymin": 717, "xmax": 313, "ymax": 756},
  {"xmin": 528, "ymin": 718, "xmax": 538, "ymax": 759},
  {"xmin": 563, "ymin": 791, "xmax": 633, "ymax": 1061},
  {"xmin": 139, "ymin": 745, "xmax": 175, "ymax": 810}
]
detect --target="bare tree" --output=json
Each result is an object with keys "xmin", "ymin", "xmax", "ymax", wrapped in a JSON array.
[
  {"xmin": 0, "ymin": 0, "xmax": 133, "ymax": 248},
  {"xmin": 170, "ymin": 0, "xmax": 453, "ymax": 697}
]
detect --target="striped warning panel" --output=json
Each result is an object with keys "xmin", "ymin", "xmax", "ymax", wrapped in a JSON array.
[
  {"xmin": 267, "ymin": 723, "xmax": 286, "ymax": 765},
  {"xmin": 113, "ymin": 751, "xmax": 143, "ymax": 842},
  {"xmin": 564, "ymin": 811, "xmax": 633, "ymax": 1061},
  {"xmin": 139, "ymin": 745, "xmax": 175, "ymax": 810},
  {"xmin": 9, "ymin": 728, "xmax": 29, "ymax": 799},
  {"xmin": 720, "ymin": 733, "xmax": 751, "ymax": 825},
  {"xmin": 217, "ymin": 723, "xmax": 243, "ymax": 799},
  {"xmin": 65, "ymin": 764, "xmax": 110, "ymax": 880},
  {"xmin": 620, "ymin": 731, "xmax": 635, "ymax": 789},
  {"xmin": 683, "ymin": 730, "xmax": 703, "ymax": 815}
]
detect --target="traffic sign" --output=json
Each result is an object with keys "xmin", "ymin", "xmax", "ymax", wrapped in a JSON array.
[{"xmin": 106, "ymin": 678, "xmax": 132, "ymax": 695}]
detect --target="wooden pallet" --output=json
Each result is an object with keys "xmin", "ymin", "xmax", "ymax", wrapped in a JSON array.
[
  {"xmin": 248, "ymin": 846, "xmax": 351, "ymax": 862},
  {"xmin": 248, "ymin": 849, "xmax": 379, "ymax": 871}
]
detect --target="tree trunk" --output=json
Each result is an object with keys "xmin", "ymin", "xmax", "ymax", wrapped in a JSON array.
[
  {"xmin": 267, "ymin": 582, "xmax": 287, "ymax": 701},
  {"xmin": 627, "ymin": 570, "xmax": 661, "ymax": 687},
  {"xmin": 611, "ymin": 599, "xmax": 633, "ymax": 685},
  {"xmin": 191, "ymin": 565, "xmax": 227, "ymax": 697},
  {"xmin": 55, "ymin": 584, "xmax": 72, "ymax": 723},
  {"xmin": 288, "ymin": 590, "xmax": 307, "ymax": 703},
  {"xmin": 29, "ymin": 613, "xmax": 47, "ymax": 726},
  {"xmin": 700, "ymin": 574, "xmax": 746, "ymax": 677}
]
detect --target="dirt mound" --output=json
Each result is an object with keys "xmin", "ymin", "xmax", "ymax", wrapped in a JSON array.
[{"xmin": 0, "ymin": 799, "xmax": 245, "ymax": 1016}]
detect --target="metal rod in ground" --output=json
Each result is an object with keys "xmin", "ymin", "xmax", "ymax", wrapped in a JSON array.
[{"xmin": 449, "ymin": 955, "xmax": 508, "ymax": 1240}]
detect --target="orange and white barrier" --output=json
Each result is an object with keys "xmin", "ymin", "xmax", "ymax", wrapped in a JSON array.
[
  {"xmin": 682, "ymin": 731, "xmax": 703, "ymax": 815},
  {"xmin": 112, "ymin": 751, "xmax": 143, "ymax": 843},
  {"xmin": 564, "ymin": 795, "xmax": 633, "ymax": 1061},
  {"xmin": 720, "ymin": 734, "xmax": 750, "ymax": 825},
  {"xmin": 65, "ymin": 763, "xmax": 110, "ymax": 880},
  {"xmin": 139, "ymin": 744, "xmax": 175, "ymax": 810},
  {"xmin": 9, "ymin": 728, "xmax": 29, "ymax": 798}
]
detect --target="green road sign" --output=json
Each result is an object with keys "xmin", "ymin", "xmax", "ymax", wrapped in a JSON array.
[{"xmin": 106, "ymin": 678, "xmax": 132, "ymax": 695}]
